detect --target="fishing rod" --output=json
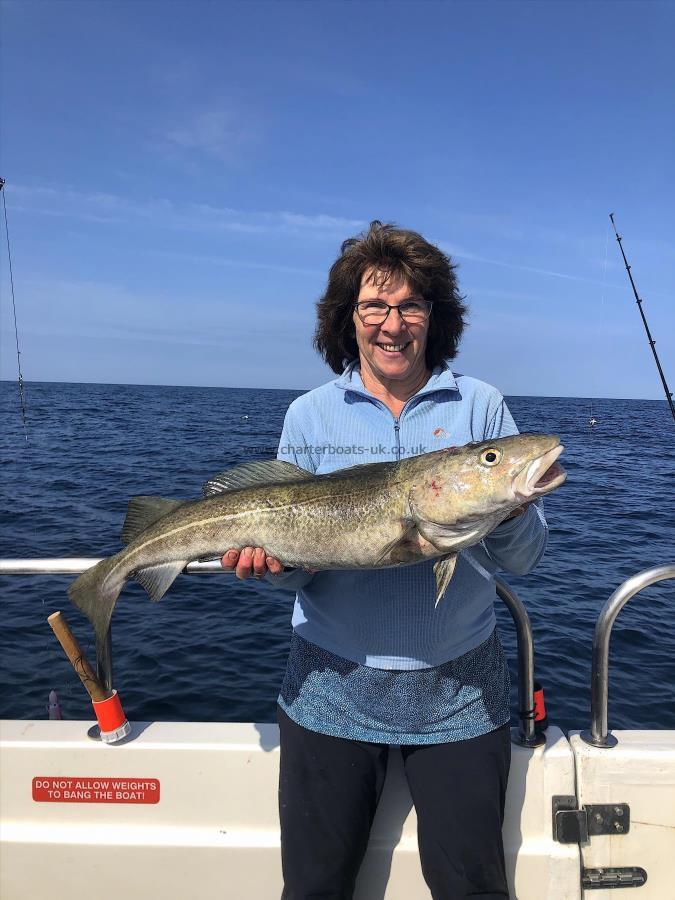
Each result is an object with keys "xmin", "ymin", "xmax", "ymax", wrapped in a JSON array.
[
  {"xmin": 609, "ymin": 213, "xmax": 675, "ymax": 423},
  {"xmin": 0, "ymin": 177, "xmax": 29, "ymax": 441}
]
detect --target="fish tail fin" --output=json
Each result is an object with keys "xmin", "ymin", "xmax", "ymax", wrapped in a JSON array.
[{"xmin": 67, "ymin": 554, "xmax": 125, "ymax": 645}]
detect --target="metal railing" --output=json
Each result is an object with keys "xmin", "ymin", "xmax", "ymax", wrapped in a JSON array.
[
  {"xmin": 0, "ymin": 558, "xmax": 224, "ymax": 575},
  {"xmin": 495, "ymin": 576, "xmax": 545, "ymax": 747},
  {"xmin": 580, "ymin": 564, "xmax": 675, "ymax": 748},
  {"xmin": 1, "ymin": 558, "xmax": 545, "ymax": 745}
]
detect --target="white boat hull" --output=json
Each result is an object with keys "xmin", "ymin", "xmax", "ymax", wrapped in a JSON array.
[{"xmin": 3, "ymin": 720, "xmax": 672, "ymax": 898}]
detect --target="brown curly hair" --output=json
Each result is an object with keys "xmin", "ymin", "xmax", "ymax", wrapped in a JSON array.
[{"xmin": 314, "ymin": 220, "xmax": 468, "ymax": 374}]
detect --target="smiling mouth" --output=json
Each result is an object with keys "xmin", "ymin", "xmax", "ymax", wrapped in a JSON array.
[{"xmin": 377, "ymin": 342, "xmax": 411, "ymax": 353}]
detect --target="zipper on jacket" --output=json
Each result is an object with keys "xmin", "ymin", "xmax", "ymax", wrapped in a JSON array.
[{"xmin": 393, "ymin": 419, "xmax": 401, "ymax": 460}]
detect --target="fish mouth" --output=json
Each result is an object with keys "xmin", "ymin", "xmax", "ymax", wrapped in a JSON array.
[{"xmin": 514, "ymin": 443, "xmax": 566, "ymax": 502}]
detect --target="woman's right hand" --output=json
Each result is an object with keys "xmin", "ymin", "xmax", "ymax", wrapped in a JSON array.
[{"xmin": 221, "ymin": 547, "xmax": 284, "ymax": 579}]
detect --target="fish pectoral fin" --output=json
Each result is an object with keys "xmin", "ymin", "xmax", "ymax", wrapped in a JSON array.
[
  {"xmin": 408, "ymin": 497, "xmax": 486, "ymax": 553},
  {"xmin": 433, "ymin": 554, "xmax": 458, "ymax": 607},
  {"xmin": 133, "ymin": 560, "xmax": 188, "ymax": 602},
  {"xmin": 408, "ymin": 497, "xmax": 464, "ymax": 552},
  {"xmin": 203, "ymin": 460, "xmax": 315, "ymax": 497},
  {"xmin": 121, "ymin": 497, "xmax": 187, "ymax": 545},
  {"xmin": 372, "ymin": 521, "xmax": 417, "ymax": 567}
]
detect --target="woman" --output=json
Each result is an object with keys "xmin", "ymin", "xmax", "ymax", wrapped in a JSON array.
[{"xmin": 222, "ymin": 221, "xmax": 547, "ymax": 900}]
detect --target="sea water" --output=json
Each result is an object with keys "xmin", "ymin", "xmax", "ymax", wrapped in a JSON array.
[{"xmin": 1, "ymin": 381, "xmax": 673, "ymax": 731}]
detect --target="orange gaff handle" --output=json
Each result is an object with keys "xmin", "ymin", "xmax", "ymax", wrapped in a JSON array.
[{"xmin": 92, "ymin": 690, "xmax": 131, "ymax": 744}]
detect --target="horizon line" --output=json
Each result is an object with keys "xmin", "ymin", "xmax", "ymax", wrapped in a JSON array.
[{"xmin": 0, "ymin": 378, "xmax": 665, "ymax": 404}]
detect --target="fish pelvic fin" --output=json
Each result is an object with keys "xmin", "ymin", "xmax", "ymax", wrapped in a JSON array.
[
  {"xmin": 67, "ymin": 553, "xmax": 126, "ymax": 645},
  {"xmin": 433, "ymin": 553, "xmax": 458, "ymax": 607},
  {"xmin": 121, "ymin": 496, "xmax": 186, "ymax": 545}
]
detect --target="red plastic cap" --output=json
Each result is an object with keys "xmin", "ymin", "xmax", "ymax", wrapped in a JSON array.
[{"xmin": 92, "ymin": 689, "xmax": 128, "ymax": 733}]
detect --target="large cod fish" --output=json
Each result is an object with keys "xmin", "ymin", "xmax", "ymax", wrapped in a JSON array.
[{"xmin": 69, "ymin": 434, "xmax": 566, "ymax": 643}]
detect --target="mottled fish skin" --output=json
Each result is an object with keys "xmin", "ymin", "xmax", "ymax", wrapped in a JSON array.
[{"xmin": 68, "ymin": 433, "xmax": 566, "ymax": 644}]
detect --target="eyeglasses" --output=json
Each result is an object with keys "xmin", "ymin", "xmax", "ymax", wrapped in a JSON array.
[{"xmin": 354, "ymin": 299, "xmax": 433, "ymax": 326}]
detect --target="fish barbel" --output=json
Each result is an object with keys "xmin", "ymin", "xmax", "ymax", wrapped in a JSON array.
[{"xmin": 68, "ymin": 433, "xmax": 566, "ymax": 643}]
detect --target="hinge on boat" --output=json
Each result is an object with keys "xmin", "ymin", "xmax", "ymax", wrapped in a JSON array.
[
  {"xmin": 582, "ymin": 867, "xmax": 647, "ymax": 890},
  {"xmin": 552, "ymin": 796, "xmax": 630, "ymax": 843}
]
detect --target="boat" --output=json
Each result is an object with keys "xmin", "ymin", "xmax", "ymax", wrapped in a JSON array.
[{"xmin": 1, "ymin": 559, "xmax": 673, "ymax": 898}]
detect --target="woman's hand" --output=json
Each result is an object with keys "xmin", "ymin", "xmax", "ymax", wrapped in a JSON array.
[{"xmin": 221, "ymin": 547, "xmax": 284, "ymax": 579}]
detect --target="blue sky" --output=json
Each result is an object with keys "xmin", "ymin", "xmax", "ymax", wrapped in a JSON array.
[{"xmin": 1, "ymin": 0, "xmax": 673, "ymax": 399}]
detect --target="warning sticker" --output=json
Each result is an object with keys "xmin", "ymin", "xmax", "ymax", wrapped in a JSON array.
[{"xmin": 32, "ymin": 777, "xmax": 160, "ymax": 804}]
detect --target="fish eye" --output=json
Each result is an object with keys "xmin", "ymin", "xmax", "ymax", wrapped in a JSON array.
[{"xmin": 480, "ymin": 448, "xmax": 502, "ymax": 467}]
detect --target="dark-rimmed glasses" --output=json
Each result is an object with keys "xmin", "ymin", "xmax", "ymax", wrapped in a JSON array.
[{"xmin": 354, "ymin": 299, "xmax": 433, "ymax": 326}]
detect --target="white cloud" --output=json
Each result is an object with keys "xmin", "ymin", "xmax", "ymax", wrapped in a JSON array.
[
  {"xmin": 437, "ymin": 240, "xmax": 627, "ymax": 289},
  {"xmin": 8, "ymin": 183, "xmax": 365, "ymax": 239},
  {"xmin": 146, "ymin": 249, "xmax": 325, "ymax": 278},
  {"xmin": 165, "ymin": 108, "xmax": 255, "ymax": 163}
]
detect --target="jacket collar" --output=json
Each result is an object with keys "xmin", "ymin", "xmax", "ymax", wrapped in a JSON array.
[{"xmin": 334, "ymin": 359, "xmax": 459, "ymax": 402}]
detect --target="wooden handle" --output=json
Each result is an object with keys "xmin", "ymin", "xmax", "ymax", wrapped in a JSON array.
[{"xmin": 48, "ymin": 611, "xmax": 109, "ymax": 703}]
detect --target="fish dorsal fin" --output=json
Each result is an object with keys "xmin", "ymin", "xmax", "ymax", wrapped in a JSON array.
[
  {"xmin": 133, "ymin": 559, "xmax": 188, "ymax": 602},
  {"xmin": 203, "ymin": 460, "xmax": 314, "ymax": 497},
  {"xmin": 321, "ymin": 461, "xmax": 391, "ymax": 480},
  {"xmin": 121, "ymin": 496, "xmax": 186, "ymax": 545}
]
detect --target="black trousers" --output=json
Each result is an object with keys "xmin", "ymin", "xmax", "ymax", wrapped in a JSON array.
[{"xmin": 277, "ymin": 706, "xmax": 511, "ymax": 900}]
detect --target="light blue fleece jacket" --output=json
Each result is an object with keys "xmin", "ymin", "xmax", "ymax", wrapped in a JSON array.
[{"xmin": 268, "ymin": 360, "xmax": 548, "ymax": 670}]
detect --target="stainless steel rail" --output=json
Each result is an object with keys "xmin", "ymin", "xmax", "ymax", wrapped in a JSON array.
[
  {"xmin": 2, "ymin": 558, "xmax": 544, "ymax": 745},
  {"xmin": 0, "ymin": 559, "xmax": 226, "ymax": 575},
  {"xmin": 495, "ymin": 576, "xmax": 545, "ymax": 748},
  {"xmin": 580, "ymin": 564, "xmax": 675, "ymax": 748}
]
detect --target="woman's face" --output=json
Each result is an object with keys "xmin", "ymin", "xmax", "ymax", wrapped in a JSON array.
[{"xmin": 352, "ymin": 267, "xmax": 431, "ymax": 391}]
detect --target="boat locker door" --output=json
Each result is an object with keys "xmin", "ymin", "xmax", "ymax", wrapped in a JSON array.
[{"xmin": 569, "ymin": 731, "xmax": 675, "ymax": 898}]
